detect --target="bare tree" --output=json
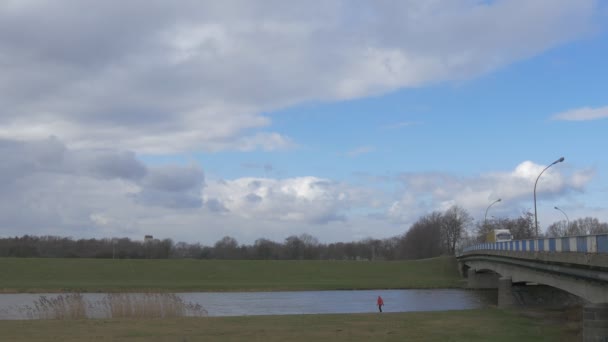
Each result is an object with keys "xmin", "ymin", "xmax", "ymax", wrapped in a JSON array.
[
  {"xmin": 253, "ymin": 238, "xmax": 281, "ymax": 259},
  {"xmin": 213, "ymin": 236, "xmax": 240, "ymax": 259},
  {"xmin": 474, "ymin": 218, "xmax": 497, "ymax": 243},
  {"xmin": 441, "ymin": 205, "xmax": 472, "ymax": 255},
  {"xmin": 547, "ymin": 217, "xmax": 608, "ymax": 237},
  {"xmin": 298, "ymin": 234, "xmax": 320, "ymax": 259},
  {"xmin": 496, "ymin": 210, "xmax": 535, "ymax": 239},
  {"xmin": 284, "ymin": 235, "xmax": 304, "ymax": 259},
  {"xmin": 572, "ymin": 217, "xmax": 608, "ymax": 235},
  {"xmin": 545, "ymin": 221, "xmax": 569, "ymax": 237},
  {"xmin": 401, "ymin": 211, "xmax": 444, "ymax": 259}
]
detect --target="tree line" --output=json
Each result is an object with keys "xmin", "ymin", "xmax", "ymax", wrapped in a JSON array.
[
  {"xmin": 2, "ymin": 205, "xmax": 607, "ymax": 260},
  {"xmin": 0, "ymin": 234, "xmax": 401, "ymax": 260}
]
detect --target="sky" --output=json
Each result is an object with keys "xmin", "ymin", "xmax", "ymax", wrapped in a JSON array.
[{"xmin": 1, "ymin": 0, "xmax": 607, "ymax": 245}]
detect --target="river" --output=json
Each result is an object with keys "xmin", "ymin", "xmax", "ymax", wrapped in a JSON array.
[{"xmin": 0, "ymin": 289, "xmax": 495, "ymax": 319}]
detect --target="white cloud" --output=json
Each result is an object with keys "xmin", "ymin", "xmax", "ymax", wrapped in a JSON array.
[
  {"xmin": 0, "ymin": 136, "xmax": 601, "ymax": 243},
  {"xmin": 0, "ymin": 0, "xmax": 599, "ymax": 153},
  {"xmin": 387, "ymin": 161, "xmax": 594, "ymax": 224},
  {"xmin": 0, "ymin": 137, "xmax": 206, "ymax": 235},
  {"xmin": 551, "ymin": 106, "xmax": 608, "ymax": 121},
  {"xmin": 0, "ymin": 0, "xmax": 605, "ymax": 243},
  {"xmin": 204, "ymin": 177, "xmax": 357, "ymax": 224},
  {"xmin": 0, "ymin": 137, "xmax": 386, "ymax": 242}
]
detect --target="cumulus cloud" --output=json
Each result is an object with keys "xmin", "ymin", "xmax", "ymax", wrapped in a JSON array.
[
  {"xmin": 387, "ymin": 160, "xmax": 595, "ymax": 223},
  {"xmin": 0, "ymin": 137, "xmax": 146, "ymax": 183},
  {"xmin": 0, "ymin": 1, "xmax": 604, "ymax": 242},
  {"xmin": 204, "ymin": 177, "xmax": 361, "ymax": 224},
  {"xmin": 69, "ymin": 150, "xmax": 147, "ymax": 181},
  {"xmin": 551, "ymin": 106, "xmax": 608, "ymax": 121},
  {"xmin": 0, "ymin": 136, "xmax": 600, "ymax": 242},
  {"xmin": 0, "ymin": 0, "xmax": 599, "ymax": 153},
  {"xmin": 0, "ymin": 137, "xmax": 205, "ymax": 236},
  {"xmin": 132, "ymin": 165, "xmax": 205, "ymax": 209},
  {"xmin": 0, "ymin": 136, "xmax": 385, "ymax": 240}
]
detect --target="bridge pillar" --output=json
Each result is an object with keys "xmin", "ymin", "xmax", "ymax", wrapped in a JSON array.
[
  {"xmin": 583, "ymin": 303, "xmax": 608, "ymax": 342},
  {"xmin": 497, "ymin": 277, "xmax": 514, "ymax": 308},
  {"xmin": 467, "ymin": 269, "xmax": 499, "ymax": 289}
]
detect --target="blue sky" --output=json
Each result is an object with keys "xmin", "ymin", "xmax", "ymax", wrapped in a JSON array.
[
  {"xmin": 192, "ymin": 32, "xmax": 608, "ymax": 179},
  {"xmin": 1, "ymin": 1, "xmax": 607, "ymax": 244}
]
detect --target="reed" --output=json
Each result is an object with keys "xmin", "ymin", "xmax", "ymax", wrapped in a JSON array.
[
  {"xmin": 22, "ymin": 294, "xmax": 87, "ymax": 320},
  {"xmin": 102, "ymin": 293, "xmax": 207, "ymax": 318},
  {"xmin": 22, "ymin": 293, "xmax": 207, "ymax": 319}
]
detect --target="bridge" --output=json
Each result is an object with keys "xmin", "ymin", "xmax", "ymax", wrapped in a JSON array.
[{"xmin": 457, "ymin": 234, "xmax": 608, "ymax": 341}]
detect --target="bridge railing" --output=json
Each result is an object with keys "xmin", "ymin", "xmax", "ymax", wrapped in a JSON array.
[{"xmin": 462, "ymin": 234, "xmax": 608, "ymax": 254}]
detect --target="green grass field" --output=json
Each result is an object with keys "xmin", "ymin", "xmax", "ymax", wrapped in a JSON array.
[
  {"xmin": 0, "ymin": 256, "xmax": 462, "ymax": 292},
  {"xmin": 0, "ymin": 257, "xmax": 583, "ymax": 341},
  {"xmin": 0, "ymin": 309, "xmax": 579, "ymax": 342}
]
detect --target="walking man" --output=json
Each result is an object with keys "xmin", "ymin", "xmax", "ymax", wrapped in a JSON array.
[{"xmin": 377, "ymin": 295, "xmax": 384, "ymax": 312}]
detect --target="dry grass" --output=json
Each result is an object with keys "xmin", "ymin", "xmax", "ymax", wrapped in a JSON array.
[
  {"xmin": 102, "ymin": 293, "xmax": 207, "ymax": 318},
  {"xmin": 21, "ymin": 294, "xmax": 87, "ymax": 320},
  {"xmin": 20, "ymin": 293, "xmax": 207, "ymax": 319}
]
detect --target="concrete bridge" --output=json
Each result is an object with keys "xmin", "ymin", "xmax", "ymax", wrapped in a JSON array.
[{"xmin": 457, "ymin": 234, "xmax": 608, "ymax": 341}]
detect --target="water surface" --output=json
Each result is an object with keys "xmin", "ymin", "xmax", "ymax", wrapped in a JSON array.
[{"xmin": 0, "ymin": 289, "xmax": 495, "ymax": 319}]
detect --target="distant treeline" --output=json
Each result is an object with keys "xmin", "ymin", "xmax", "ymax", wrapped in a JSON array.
[
  {"xmin": 0, "ymin": 236, "xmax": 173, "ymax": 259},
  {"xmin": 0, "ymin": 234, "xmax": 404, "ymax": 260},
  {"xmin": 0, "ymin": 205, "xmax": 471, "ymax": 260},
  {"xmin": 2, "ymin": 205, "xmax": 606, "ymax": 260}
]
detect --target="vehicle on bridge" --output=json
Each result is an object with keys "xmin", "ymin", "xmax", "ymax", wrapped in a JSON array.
[{"xmin": 486, "ymin": 229, "xmax": 512, "ymax": 243}]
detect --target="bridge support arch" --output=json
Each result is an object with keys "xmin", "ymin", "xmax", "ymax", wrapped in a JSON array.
[{"xmin": 466, "ymin": 269, "xmax": 499, "ymax": 289}]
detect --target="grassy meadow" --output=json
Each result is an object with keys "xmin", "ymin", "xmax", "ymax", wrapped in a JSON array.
[
  {"xmin": 0, "ymin": 256, "xmax": 462, "ymax": 292},
  {"xmin": 0, "ymin": 257, "xmax": 583, "ymax": 341},
  {"xmin": 0, "ymin": 308, "xmax": 580, "ymax": 342}
]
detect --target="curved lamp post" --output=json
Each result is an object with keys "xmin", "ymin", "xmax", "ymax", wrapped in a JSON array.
[
  {"xmin": 554, "ymin": 206, "xmax": 569, "ymax": 233},
  {"xmin": 484, "ymin": 198, "xmax": 502, "ymax": 227},
  {"xmin": 534, "ymin": 157, "xmax": 565, "ymax": 237}
]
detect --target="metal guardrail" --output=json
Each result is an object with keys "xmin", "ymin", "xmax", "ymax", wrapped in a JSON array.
[{"xmin": 462, "ymin": 234, "xmax": 608, "ymax": 254}]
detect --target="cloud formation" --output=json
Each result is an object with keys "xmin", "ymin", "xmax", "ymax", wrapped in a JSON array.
[
  {"xmin": 0, "ymin": 137, "xmax": 204, "ymax": 235},
  {"xmin": 204, "ymin": 177, "xmax": 362, "ymax": 224},
  {"xmin": 0, "ymin": 0, "xmax": 599, "ymax": 153},
  {"xmin": 551, "ymin": 106, "xmax": 608, "ymax": 121},
  {"xmin": 387, "ymin": 161, "xmax": 594, "ymax": 223},
  {"xmin": 0, "ymin": 1, "xmax": 604, "ymax": 243},
  {"xmin": 0, "ymin": 137, "xmax": 599, "ymax": 243}
]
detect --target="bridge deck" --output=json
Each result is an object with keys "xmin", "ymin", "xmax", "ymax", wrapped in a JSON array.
[
  {"xmin": 459, "ymin": 249, "xmax": 608, "ymax": 269},
  {"xmin": 462, "ymin": 234, "xmax": 608, "ymax": 254}
]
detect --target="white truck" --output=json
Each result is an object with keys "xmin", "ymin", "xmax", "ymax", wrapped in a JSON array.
[{"xmin": 486, "ymin": 229, "xmax": 513, "ymax": 243}]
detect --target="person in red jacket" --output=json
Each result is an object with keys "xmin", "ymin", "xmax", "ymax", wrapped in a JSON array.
[{"xmin": 377, "ymin": 295, "xmax": 384, "ymax": 312}]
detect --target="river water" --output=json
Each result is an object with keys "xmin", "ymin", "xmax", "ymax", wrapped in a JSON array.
[{"xmin": 0, "ymin": 289, "xmax": 495, "ymax": 320}]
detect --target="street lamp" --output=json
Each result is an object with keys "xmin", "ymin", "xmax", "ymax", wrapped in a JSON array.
[
  {"xmin": 554, "ymin": 206, "xmax": 569, "ymax": 234},
  {"xmin": 534, "ymin": 157, "xmax": 565, "ymax": 237},
  {"xmin": 484, "ymin": 198, "xmax": 502, "ymax": 227}
]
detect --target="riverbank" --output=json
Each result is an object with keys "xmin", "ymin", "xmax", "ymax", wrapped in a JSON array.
[
  {"xmin": 0, "ymin": 256, "xmax": 462, "ymax": 293},
  {"xmin": 0, "ymin": 308, "xmax": 579, "ymax": 341}
]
